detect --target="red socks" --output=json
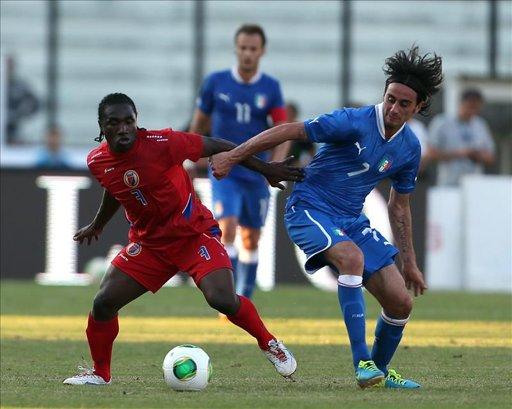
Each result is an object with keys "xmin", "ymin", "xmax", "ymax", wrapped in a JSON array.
[
  {"xmin": 85, "ymin": 313, "xmax": 119, "ymax": 382},
  {"xmin": 85, "ymin": 297, "xmax": 272, "ymax": 381},
  {"xmin": 227, "ymin": 295, "xmax": 274, "ymax": 350}
]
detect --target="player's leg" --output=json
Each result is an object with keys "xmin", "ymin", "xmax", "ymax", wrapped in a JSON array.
[
  {"xmin": 324, "ymin": 242, "xmax": 383, "ymax": 387},
  {"xmin": 238, "ymin": 226, "xmax": 261, "ymax": 298},
  {"xmin": 197, "ymin": 267, "xmax": 296, "ymax": 377},
  {"xmin": 346, "ymin": 216, "xmax": 418, "ymax": 388},
  {"xmin": 64, "ymin": 264, "xmax": 147, "ymax": 385},
  {"xmin": 285, "ymin": 205, "xmax": 382, "ymax": 387},
  {"xmin": 237, "ymin": 183, "xmax": 269, "ymax": 298},
  {"xmin": 211, "ymin": 177, "xmax": 242, "ymax": 284},
  {"xmin": 218, "ymin": 216, "xmax": 239, "ymax": 282},
  {"xmin": 365, "ymin": 263, "xmax": 420, "ymax": 388}
]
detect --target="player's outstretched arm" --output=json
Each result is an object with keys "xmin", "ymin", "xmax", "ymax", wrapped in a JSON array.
[
  {"xmin": 209, "ymin": 122, "xmax": 308, "ymax": 179},
  {"xmin": 73, "ymin": 189, "xmax": 121, "ymax": 245},
  {"xmin": 201, "ymin": 136, "xmax": 304, "ymax": 190},
  {"xmin": 388, "ymin": 188, "xmax": 427, "ymax": 296}
]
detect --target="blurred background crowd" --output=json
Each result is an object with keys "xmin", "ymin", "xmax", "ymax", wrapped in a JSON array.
[{"xmin": 1, "ymin": 0, "xmax": 510, "ymax": 177}]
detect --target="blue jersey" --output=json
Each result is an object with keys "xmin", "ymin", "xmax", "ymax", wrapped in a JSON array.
[
  {"xmin": 197, "ymin": 67, "xmax": 285, "ymax": 183},
  {"xmin": 289, "ymin": 104, "xmax": 421, "ymax": 217}
]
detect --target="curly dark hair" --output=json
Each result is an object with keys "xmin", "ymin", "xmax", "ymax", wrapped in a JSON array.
[
  {"xmin": 383, "ymin": 45, "xmax": 443, "ymax": 116},
  {"xmin": 95, "ymin": 93, "xmax": 138, "ymax": 142}
]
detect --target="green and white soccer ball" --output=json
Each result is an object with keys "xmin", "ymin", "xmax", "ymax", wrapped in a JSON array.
[{"xmin": 162, "ymin": 344, "xmax": 212, "ymax": 391}]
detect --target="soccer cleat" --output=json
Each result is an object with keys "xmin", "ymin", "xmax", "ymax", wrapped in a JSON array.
[
  {"xmin": 382, "ymin": 368, "xmax": 421, "ymax": 389},
  {"xmin": 262, "ymin": 339, "xmax": 297, "ymax": 378},
  {"xmin": 63, "ymin": 366, "xmax": 111, "ymax": 385},
  {"xmin": 355, "ymin": 360, "xmax": 385, "ymax": 388}
]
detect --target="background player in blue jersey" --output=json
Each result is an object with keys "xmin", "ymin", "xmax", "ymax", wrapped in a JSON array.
[
  {"xmin": 210, "ymin": 46, "xmax": 443, "ymax": 389},
  {"xmin": 190, "ymin": 24, "xmax": 289, "ymax": 301}
]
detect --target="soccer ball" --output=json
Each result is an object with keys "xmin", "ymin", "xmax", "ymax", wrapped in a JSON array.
[{"xmin": 162, "ymin": 344, "xmax": 212, "ymax": 391}]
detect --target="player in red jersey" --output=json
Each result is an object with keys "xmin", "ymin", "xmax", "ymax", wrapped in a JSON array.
[{"xmin": 63, "ymin": 93, "xmax": 302, "ymax": 385}]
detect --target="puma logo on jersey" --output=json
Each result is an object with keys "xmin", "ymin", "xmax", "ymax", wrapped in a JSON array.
[
  {"xmin": 104, "ymin": 167, "xmax": 115, "ymax": 173},
  {"xmin": 218, "ymin": 93, "xmax": 230, "ymax": 102},
  {"xmin": 355, "ymin": 142, "xmax": 367, "ymax": 156}
]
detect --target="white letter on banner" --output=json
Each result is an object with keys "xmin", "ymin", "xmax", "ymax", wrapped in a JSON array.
[{"xmin": 36, "ymin": 176, "xmax": 93, "ymax": 285}]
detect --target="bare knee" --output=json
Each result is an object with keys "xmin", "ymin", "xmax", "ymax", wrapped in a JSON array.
[
  {"xmin": 327, "ymin": 243, "xmax": 364, "ymax": 276},
  {"xmin": 241, "ymin": 236, "xmax": 259, "ymax": 251},
  {"xmin": 385, "ymin": 294, "xmax": 413, "ymax": 319},
  {"xmin": 202, "ymin": 287, "xmax": 239, "ymax": 316},
  {"xmin": 240, "ymin": 228, "xmax": 261, "ymax": 251},
  {"xmin": 92, "ymin": 291, "xmax": 119, "ymax": 321}
]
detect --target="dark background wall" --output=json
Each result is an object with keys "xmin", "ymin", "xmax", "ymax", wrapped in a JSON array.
[
  {"xmin": 1, "ymin": 169, "xmax": 126, "ymax": 279},
  {"xmin": 0, "ymin": 169, "xmax": 428, "ymax": 282}
]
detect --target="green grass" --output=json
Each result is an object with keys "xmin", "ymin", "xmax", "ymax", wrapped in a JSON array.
[
  {"xmin": 2, "ymin": 280, "xmax": 511, "ymax": 321},
  {"xmin": 1, "ymin": 280, "xmax": 511, "ymax": 409}
]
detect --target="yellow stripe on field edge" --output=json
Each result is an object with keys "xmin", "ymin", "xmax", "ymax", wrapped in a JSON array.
[{"xmin": 1, "ymin": 315, "xmax": 511, "ymax": 348}]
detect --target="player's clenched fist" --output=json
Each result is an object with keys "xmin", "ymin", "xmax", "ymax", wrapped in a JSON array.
[{"xmin": 209, "ymin": 151, "xmax": 234, "ymax": 179}]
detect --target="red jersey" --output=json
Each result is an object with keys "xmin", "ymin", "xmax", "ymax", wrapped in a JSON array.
[{"xmin": 87, "ymin": 128, "xmax": 217, "ymax": 247}]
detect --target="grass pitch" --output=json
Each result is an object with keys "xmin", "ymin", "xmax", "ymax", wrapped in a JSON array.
[{"xmin": 1, "ymin": 280, "xmax": 511, "ymax": 409}]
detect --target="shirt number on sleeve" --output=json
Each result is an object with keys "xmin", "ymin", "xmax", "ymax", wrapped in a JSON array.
[{"xmin": 347, "ymin": 162, "xmax": 370, "ymax": 177}]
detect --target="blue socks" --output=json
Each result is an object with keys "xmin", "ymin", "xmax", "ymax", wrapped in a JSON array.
[
  {"xmin": 224, "ymin": 243, "xmax": 239, "ymax": 287},
  {"xmin": 231, "ymin": 244, "xmax": 258, "ymax": 298},
  {"xmin": 337, "ymin": 275, "xmax": 371, "ymax": 368},
  {"xmin": 371, "ymin": 311, "xmax": 408, "ymax": 375},
  {"xmin": 237, "ymin": 261, "xmax": 258, "ymax": 298},
  {"xmin": 235, "ymin": 248, "xmax": 259, "ymax": 299}
]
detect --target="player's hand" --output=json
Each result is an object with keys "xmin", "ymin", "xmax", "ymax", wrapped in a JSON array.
[
  {"xmin": 209, "ymin": 151, "xmax": 235, "ymax": 179},
  {"xmin": 73, "ymin": 223, "xmax": 103, "ymax": 245},
  {"xmin": 403, "ymin": 264, "xmax": 427, "ymax": 297},
  {"xmin": 264, "ymin": 156, "xmax": 305, "ymax": 190},
  {"xmin": 453, "ymin": 148, "xmax": 472, "ymax": 160},
  {"xmin": 467, "ymin": 149, "xmax": 485, "ymax": 163}
]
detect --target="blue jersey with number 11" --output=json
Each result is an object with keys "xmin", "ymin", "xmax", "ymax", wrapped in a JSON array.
[
  {"xmin": 288, "ymin": 104, "xmax": 421, "ymax": 217},
  {"xmin": 197, "ymin": 68, "xmax": 285, "ymax": 183}
]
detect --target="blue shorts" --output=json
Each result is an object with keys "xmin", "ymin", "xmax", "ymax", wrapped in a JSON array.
[
  {"xmin": 210, "ymin": 176, "xmax": 270, "ymax": 229},
  {"xmin": 284, "ymin": 203, "xmax": 398, "ymax": 282}
]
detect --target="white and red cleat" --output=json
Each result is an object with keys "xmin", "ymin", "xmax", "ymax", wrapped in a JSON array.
[
  {"xmin": 63, "ymin": 366, "xmax": 111, "ymax": 385},
  {"xmin": 262, "ymin": 339, "xmax": 297, "ymax": 378}
]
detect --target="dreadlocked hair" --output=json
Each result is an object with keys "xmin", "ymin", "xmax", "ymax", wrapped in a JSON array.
[
  {"xmin": 383, "ymin": 45, "xmax": 443, "ymax": 116},
  {"xmin": 95, "ymin": 93, "xmax": 138, "ymax": 142}
]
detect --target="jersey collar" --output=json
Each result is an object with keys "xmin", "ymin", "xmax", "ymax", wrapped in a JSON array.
[
  {"xmin": 231, "ymin": 66, "xmax": 262, "ymax": 85},
  {"xmin": 375, "ymin": 103, "xmax": 405, "ymax": 142}
]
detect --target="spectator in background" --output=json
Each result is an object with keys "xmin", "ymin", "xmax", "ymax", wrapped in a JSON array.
[
  {"xmin": 287, "ymin": 102, "xmax": 315, "ymax": 166},
  {"xmin": 35, "ymin": 125, "xmax": 72, "ymax": 170},
  {"xmin": 427, "ymin": 89, "xmax": 495, "ymax": 186},
  {"xmin": 6, "ymin": 55, "xmax": 40, "ymax": 144}
]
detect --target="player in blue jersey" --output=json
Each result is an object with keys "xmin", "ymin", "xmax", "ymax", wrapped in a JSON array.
[
  {"xmin": 210, "ymin": 46, "xmax": 443, "ymax": 389},
  {"xmin": 190, "ymin": 24, "xmax": 289, "ymax": 301}
]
